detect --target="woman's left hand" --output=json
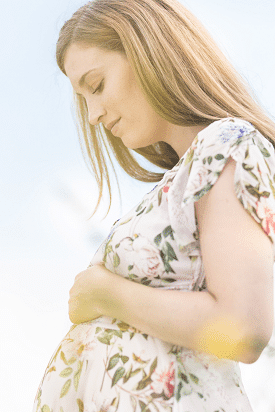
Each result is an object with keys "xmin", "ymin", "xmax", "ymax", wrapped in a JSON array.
[{"xmin": 68, "ymin": 263, "xmax": 107, "ymax": 324}]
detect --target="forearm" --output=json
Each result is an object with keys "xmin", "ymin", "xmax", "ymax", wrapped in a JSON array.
[{"xmin": 97, "ymin": 267, "xmax": 266, "ymax": 363}]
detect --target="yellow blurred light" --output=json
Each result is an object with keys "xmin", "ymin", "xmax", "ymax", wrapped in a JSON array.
[{"xmin": 197, "ymin": 316, "xmax": 247, "ymax": 360}]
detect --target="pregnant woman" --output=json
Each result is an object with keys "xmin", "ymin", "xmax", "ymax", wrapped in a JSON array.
[{"xmin": 33, "ymin": 0, "xmax": 275, "ymax": 411}]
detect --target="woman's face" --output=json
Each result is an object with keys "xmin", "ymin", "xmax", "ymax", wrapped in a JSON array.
[{"xmin": 64, "ymin": 43, "xmax": 180, "ymax": 150}]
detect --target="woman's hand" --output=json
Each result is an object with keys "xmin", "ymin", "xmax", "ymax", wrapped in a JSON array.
[{"xmin": 68, "ymin": 263, "xmax": 106, "ymax": 324}]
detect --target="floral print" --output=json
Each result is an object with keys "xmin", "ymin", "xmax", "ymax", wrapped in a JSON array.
[{"xmin": 33, "ymin": 118, "xmax": 275, "ymax": 412}]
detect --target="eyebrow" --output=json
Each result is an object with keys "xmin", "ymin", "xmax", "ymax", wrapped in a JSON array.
[{"xmin": 78, "ymin": 68, "xmax": 101, "ymax": 88}]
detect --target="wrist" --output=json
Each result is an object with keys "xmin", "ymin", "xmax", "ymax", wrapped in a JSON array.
[
  {"xmin": 95, "ymin": 265, "xmax": 130, "ymax": 320},
  {"xmin": 92, "ymin": 265, "xmax": 120, "ymax": 317}
]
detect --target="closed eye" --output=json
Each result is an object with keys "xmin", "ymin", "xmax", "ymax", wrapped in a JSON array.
[{"xmin": 92, "ymin": 80, "xmax": 104, "ymax": 94}]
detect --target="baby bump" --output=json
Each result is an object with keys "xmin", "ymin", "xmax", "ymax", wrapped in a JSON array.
[{"xmin": 33, "ymin": 317, "xmax": 177, "ymax": 412}]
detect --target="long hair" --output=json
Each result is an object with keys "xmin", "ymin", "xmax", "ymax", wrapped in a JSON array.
[{"xmin": 56, "ymin": 0, "xmax": 275, "ymax": 217}]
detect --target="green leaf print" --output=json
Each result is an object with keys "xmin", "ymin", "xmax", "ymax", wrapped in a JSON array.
[
  {"xmin": 151, "ymin": 392, "xmax": 162, "ymax": 399},
  {"xmin": 162, "ymin": 225, "xmax": 174, "ymax": 239},
  {"xmin": 111, "ymin": 396, "xmax": 120, "ymax": 409},
  {"xmin": 176, "ymin": 381, "xmax": 183, "ymax": 401},
  {"xmin": 107, "ymin": 353, "xmax": 120, "ymax": 371},
  {"xmin": 137, "ymin": 208, "xmax": 146, "ymax": 216},
  {"xmin": 158, "ymin": 189, "xmax": 163, "ymax": 206},
  {"xmin": 60, "ymin": 379, "xmax": 71, "ymax": 398},
  {"xmin": 113, "ymin": 253, "xmax": 120, "ymax": 268},
  {"xmin": 136, "ymin": 203, "xmax": 143, "ymax": 213},
  {"xmin": 146, "ymin": 203, "xmax": 154, "ymax": 213},
  {"xmin": 162, "ymin": 278, "xmax": 177, "ymax": 283},
  {"xmin": 130, "ymin": 396, "xmax": 137, "ymax": 412},
  {"xmin": 268, "ymin": 175, "xmax": 275, "ymax": 198},
  {"xmin": 243, "ymin": 163, "xmax": 260, "ymax": 182},
  {"xmin": 113, "ymin": 329, "xmax": 123, "ymax": 338},
  {"xmin": 41, "ymin": 406, "xmax": 51, "ymax": 412},
  {"xmin": 60, "ymin": 407, "xmax": 64, "ymax": 412},
  {"xmin": 105, "ymin": 244, "xmax": 113, "ymax": 255},
  {"xmin": 59, "ymin": 367, "xmax": 73, "ymax": 378},
  {"xmin": 128, "ymin": 265, "xmax": 134, "ymax": 271},
  {"xmin": 242, "ymin": 163, "xmax": 254, "ymax": 172},
  {"xmin": 184, "ymin": 148, "xmax": 194, "ymax": 165},
  {"xmin": 139, "ymin": 400, "xmax": 147, "ymax": 412},
  {"xmin": 52, "ymin": 344, "xmax": 62, "ymax": 364},
  {"xmin": 215, "ymin": 154, "xmax": 224, "ymax": 160},
  {"xmin": 130, "ymin": 368, "xmax": 142, "ymax": 378},
  {"xmin": 180, "ymin": 372, "xmax": 189, "ymax": 383},
  {"xmin": 121, "ymin": 355, "xmax": 129, "ymax": 364},
  {"xmin": 117, "ymin": 321, "xmax": 131, "ymax": 332},
  {"xmin": 77, "ymin": 345, "xmax": 85, "ymax": 356},
  {"xmin": 76, "ymin": 399, "xmax": 84, "ymax": 412},
  {"xmin": 128, "ymin": 273, "xmax": 139, "ymax": 280},
  {"xmin": 60, "ymin": 351, "xmax": 68, "ymax": 365},
  {"xmin": 74, "ymin": 361, "xmax": 83, "ymax": 391},
  {"xmin": 103, "ymin": 236, "xmax": 114, "ymax": 263},
  {"xmin": 46, "ymin": 366, "xmax": 56, "ymax": 376},
  {"xmin": 154, "ymin": 233, "xmax": 162, "ymax": 247},
  {"xmin": 97, "ymin": 334, "xmax": 112, "ymax": 345},
  {"xmin": 111, "ymin": 366, "xmax": 126, "ymax": 387},
  {"xmin": 141, "ymin": 277, "xmax": 152, "ymax": 286},
  {"xmin": 245, "ymin": 184, "xmax": 270, "ymax": 200},
  {"xmin": 189, "ymin": 373, "xmax": 199, "ymax": 384},
  {"xmin": 136, "ymin": 376, "xmax": 153, "ymax": 391},
  {"xmin": 260, "ymin": 146, "xmax": 271, "ymax": 158},
  {"xmin": 149, "ymin": 357, "xmax": 158, "ymax": 375},
  {"xmin": 96, "ymin": 327, "xmax": 102, "ymax": 334},
  {"xmin": 245, "ymin": 145, "xmax": 249, "ymax": 159},
  {"xmin": 163, "ymin": 261, "xmax": 175, "ymax": 274},
  {"xmin": 248, "ymin": 170, "xmax": 259, "ymax": 181},
  {"xmin": 193, "ymin": 183, "xmax": 213, "ymax": 200},
  {"xmin": 164, "ymin": 241, "xmax": 178, "ymax": 261},
  {"xmin": 68, "ymin": 356, "xmax": 77, "ymax": 365},
  {"xmin": 123, "ymin": 364, "xmax": 133, "ymax": 383},
  {"xmin": 207, "ymin": 156, "xmax": 213, "ymax": 165}
]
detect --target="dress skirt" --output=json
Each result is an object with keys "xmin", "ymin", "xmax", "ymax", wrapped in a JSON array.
[{"xmin": 33, "ymin": 316, "xmax": 253, "ymax": 412}]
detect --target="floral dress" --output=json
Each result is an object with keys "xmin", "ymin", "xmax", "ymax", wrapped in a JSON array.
[{"xmin": 33, "ymin": 118, "xmax": 275, "ymax": 412}]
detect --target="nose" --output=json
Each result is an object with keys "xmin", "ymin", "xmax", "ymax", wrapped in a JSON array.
[{"xmin": 86, "ymin": 99, "xmax": 106, "ymax": 126}]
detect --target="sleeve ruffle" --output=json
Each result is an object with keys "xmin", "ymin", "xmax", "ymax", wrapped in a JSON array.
[{"xmin": 168, "ymin": 118, "xmax": 275, "ymax": 256}]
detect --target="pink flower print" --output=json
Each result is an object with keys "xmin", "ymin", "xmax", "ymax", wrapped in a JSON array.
[
  {"xmin": 131, "ymin": 236, "xmax": 165, "ymax": 279},
  {"xmin": 64, "ymin": 323, "xmax": 97, "ymax": 359},
  {"xmin": 151, "ymin": 362, "xmax": 175, "ymax": 399},
  {"xmin": 256, "ymin": 199, "xmax": 275, "ymax": 237},
  {"xmin": 163, "ymin": 185, "xmax": 170, "ymax": 193}
]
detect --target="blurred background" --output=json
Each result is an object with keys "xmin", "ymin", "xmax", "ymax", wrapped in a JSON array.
[{"xmin": 1, "ymin": 0, "xmax": 275, "ymax": 410}]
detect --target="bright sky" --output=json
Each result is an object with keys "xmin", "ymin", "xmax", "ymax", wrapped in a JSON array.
[{"xmin": 1, "ymin": 0, "xmax": 275, "ymax": 410}]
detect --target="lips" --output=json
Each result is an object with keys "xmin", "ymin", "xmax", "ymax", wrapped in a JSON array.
[{"xmin": 106, "ymin": 118, "xmax": 120, "ymax": 131}]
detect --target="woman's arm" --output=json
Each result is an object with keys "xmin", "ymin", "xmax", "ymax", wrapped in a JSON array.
[{"xmin": 69, "ymin": 159, "xmax": 274, "ymax": 364}]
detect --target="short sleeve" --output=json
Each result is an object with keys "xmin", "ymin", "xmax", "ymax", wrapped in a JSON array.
[{"xmin": 168, "ymin": 118, "xmax": 275, "ymax": 257}]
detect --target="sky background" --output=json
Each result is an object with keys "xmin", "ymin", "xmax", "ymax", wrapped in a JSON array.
[{"xmin": 1, "ymin": 0, "xmax": 275, "ymax": 410}]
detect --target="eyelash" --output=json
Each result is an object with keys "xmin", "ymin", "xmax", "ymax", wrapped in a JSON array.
[{"xmin": 92, "ymin": 80, "xmax": 104, "ymax": 94}]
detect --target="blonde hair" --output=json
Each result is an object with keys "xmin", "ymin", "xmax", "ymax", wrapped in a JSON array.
[{"xmin": 56, "ymin": 0, "xmax": 275, "ymax": 217}]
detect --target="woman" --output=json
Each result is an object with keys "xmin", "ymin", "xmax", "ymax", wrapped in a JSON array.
[{"xmin": 33, "ymin": 0, "xmax": 275, "ymax": 411}]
